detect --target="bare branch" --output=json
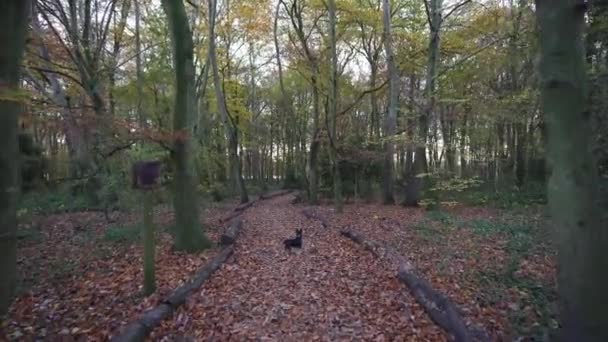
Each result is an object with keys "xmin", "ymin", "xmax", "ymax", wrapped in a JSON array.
[
  {"xmin": 444, "ymin": 0, "xmax": 472, "ymax": 20},
  {"xmin": 338, "ymin": 79, "xmax": 389, "ymax": 117}
]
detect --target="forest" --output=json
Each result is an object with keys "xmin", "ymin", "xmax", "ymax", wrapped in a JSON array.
[{"xmin": 1, "ymin": 0, "xmax": 607, "ymax": 340}]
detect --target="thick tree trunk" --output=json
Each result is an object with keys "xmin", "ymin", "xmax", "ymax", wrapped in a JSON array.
[
  {"xmin": 0, "ymin": 0, "xmax": 29, "ymax": 315},
  {"xmin": 538, "ymin": 0, "xmax": 608, "ymax": 340},
  {"xmin": 162, "ymin": 0, "xmax": 211, "ymax": 252},
  {"xmin": 382, "ymin": 0, "xmax": 397, "ymax": 204}
]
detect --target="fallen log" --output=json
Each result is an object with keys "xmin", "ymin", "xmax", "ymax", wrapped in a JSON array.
[
  {"xmin": 397, "ymin": 267, "xmax": 471, "ymax": 342},
  {"xmin": 219, "ymin": 189, "xmax": 293, "ymax": 223},
  {"xmin": 301, "ymin": 208, "xmax": 328, "ymax": 228},
  {"xmin": 111, "ymin": 246, "xmax": 235, "ymax": 342},
  {"xmin": 290, "ymin": 191, "xmax": 304, "ymax": 204},
  {"xmin": 259, "ymin": 189, "xmax": 293, "ymax": 200},
  {"xmin": 340, "ymin": 229, "xmax": 488, "ymax": 342},
  {"xmin": 220, "ymin": 219, "xmax": 243, "ymax": 246},
  {"xmin": 234, "ymin": 200, "xmax": 255, "ymax": 212},
  {"xmin": 219, "ymin": 210, "xmax": 242, "ymax": 224}
]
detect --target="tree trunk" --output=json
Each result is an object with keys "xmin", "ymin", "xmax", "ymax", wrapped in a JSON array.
[
  {"xmin": 370, "ymin": 65, "xmax": 380, "ymax": 140},
  {"xmin": 135, "ymin": 0, "xmax": 145, "ymax": 127},
  {"xmin": 142, "ymin": 193, "xmax": 155, "ymax": 295},
  {"xmin": 382, "ymin": 0, "xmax": 397, "ymax": 204},
  {"xmin": 538, "ymin": 0, "xmax": 608, "ymax": 340},
  {"xmin": 405, "ymin": 0, "xmax": 440, "ymax": 206},
  {"xmin": 162, "ymin": 0, "xmax": 211, "ymax": 252},
  {"xmin": 515, "ymin": 122, "xmax": 527, "ymax": 187},
  {"xmin": 460, "ymin": 112, "xmax": 468, "ymax": 177},
  {"xmin": 274, "ymin": 1, "xmax": 295, "ymax": 183},
  {"xmin": 0, "ymin": 0, "xmax": 29, "ymax": 315},
  {"xmin": 307, "ymin": 74, "xmax": 321, "ymax": 204},
  {"xmin": 328, "ymin": 0, "xmax": 343, "ymax": 212},
  {"xmin": 109, "ymin": 0, "xmax": 131, "ymax": 117},
  {"xmin": 208, "ymin": 0, "xmax": 248, "ymax": 204}
]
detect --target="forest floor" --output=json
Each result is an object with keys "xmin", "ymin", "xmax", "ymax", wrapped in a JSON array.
[{"xmin": 2, "ymin": 193, "xmax": 556, "ymax": 341}]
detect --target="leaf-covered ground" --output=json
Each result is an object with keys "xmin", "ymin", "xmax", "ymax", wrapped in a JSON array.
[
  {"xmin": 316, "ymin": 202, "xmax": 557, "ymax": 340},
  {"xmin": 152, "ymin": 195, "xmax": 444, "ymax": 341},
  {"xmin": 2, "ymin": 202, "xmax": 234, "ymax": 340},
  {"xmin": 2, "ymin": 194, "xmax": 556, "ymax": 340}
]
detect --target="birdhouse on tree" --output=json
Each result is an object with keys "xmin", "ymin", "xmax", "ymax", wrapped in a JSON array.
[{"xmin": 132, "ymin": 160, "xmax": 162, "ymax": 190}]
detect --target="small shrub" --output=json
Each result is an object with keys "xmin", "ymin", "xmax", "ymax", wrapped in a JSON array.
[
  {"xmin": 469, "ymin": 219, "xmax": 501, "ymax": 236},
  {"xmin": 208, "ymin": 183, "xmax": 229, "ymax": 202},
  {"xmin": 104, "ymin": 224, "xmax": 140, "ymax": 243},
  {"xmin": 426, "ymin": 210, "xmax": 454, "ymax": 225},
  {"xmin": 16, "ymin": 225, "xmax": 44, "ymax": 244},
  {"xmin": 19, "ymin": 187, "xmax": 92, "ymax": 215},
  {"xmin": 412, "ymin": 220, "xmax": 440, "ymax": 241}
]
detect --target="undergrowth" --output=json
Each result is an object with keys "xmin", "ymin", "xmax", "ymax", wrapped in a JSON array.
[
  {"xmin": 418, "ymin": 205, "xmax": 554, "ymax": 339},
  {"xmin": 104, "ymin": 224, "xmax": 141, "ymax": 243}
]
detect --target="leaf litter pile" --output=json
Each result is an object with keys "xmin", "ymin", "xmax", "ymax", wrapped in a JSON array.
[{"xmin": 2, "ymin": 194, "xmax": 556, "ymax": 340}]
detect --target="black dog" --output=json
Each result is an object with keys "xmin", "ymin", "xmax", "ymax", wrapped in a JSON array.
[{"xmin": 283, "ymin": 229, "xmax": 302, "ymax": 250}]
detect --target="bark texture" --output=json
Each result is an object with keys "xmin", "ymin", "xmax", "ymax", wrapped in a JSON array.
[
  {"xmin": 538, "ymin": 0, "xmax": 608, "ymax": 341},
  {"xmin": 162, "ymin": 0, "xmax": 211, "ymax": 252},
  {"xmin": 0, "ymin": 0, "xmax": 30, "ymax": 315}
]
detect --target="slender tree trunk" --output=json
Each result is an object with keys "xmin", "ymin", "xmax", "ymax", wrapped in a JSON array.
[
  {"xmin": 208, "ymin": 0, "xmax": 248, "ymax": 203},
  {"xmin": 403, "ymin": 75, "xmax": 415, "ymax": 200},
  {"xmin": 308, "ymin": 74, "xmax": 321, "ymax": 204},
  {"xmin": 142, "ymin": 193, "xmax": 155, "ymax": 295},
  {"xmin": 109, "ymin": 0, "xmax": 131, "ymax": 117},
  {"xmin": 515, "ymin": 122, "xmax": 527, "ymax": 187},
  {"xmin": 328, "ymin": 0, "xmax": 343, "ymax": 212},
  {"xmin": 460, "ymin": 112, "xmax": 468, "ymax": 177},
  {"xmin": 370, "ymin": 65, "xmax": 380, "ymax": 140},
  {"xmin": 274, "ymin": 2, "xmax": 295, "ymax": 183},
  {"xmin": 382, "ymin": 0, "xmax": 397, "ymax": 204},
  {"xmin": 405, "ymin": 0, "xmax": 440, "ymax": 206},
  {"xmin": 0, "ymin": 0, "xmax": 30, "ymax": 315},
  {"xmin": 162, "ymin": 0, "xmax": 211, "ymax": 252},
  {"xmin": 538, "ymin": 1, "xmax": 608, "ymax": 340},
  {"xmin": 135, "ymin": 0, "xmax": 145, "ymax": 127}
]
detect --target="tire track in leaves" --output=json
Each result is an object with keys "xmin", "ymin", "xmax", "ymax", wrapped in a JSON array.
[{"xmin": 153, "ymin": 195, "xmax": 445, "ymax": 341}]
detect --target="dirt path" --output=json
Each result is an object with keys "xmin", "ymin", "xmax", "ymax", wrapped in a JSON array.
[{"xmin": 154, "ymin": 194, "xmax": 445, "ymax": 341}]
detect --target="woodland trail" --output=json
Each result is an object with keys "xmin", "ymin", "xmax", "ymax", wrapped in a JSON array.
[{"xmin": 154, "ymin": 194, "xmax": 445, "ymax": 340}]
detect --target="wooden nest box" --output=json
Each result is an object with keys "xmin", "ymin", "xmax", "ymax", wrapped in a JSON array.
[{"xmin": 133, "ymin": 160, "xmax": 162, "ymax": 190}]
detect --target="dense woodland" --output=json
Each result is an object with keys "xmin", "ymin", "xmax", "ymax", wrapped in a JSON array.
[{"xmin": 1, "ymin": 0, "xmax": 607, "ymax": 340}]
